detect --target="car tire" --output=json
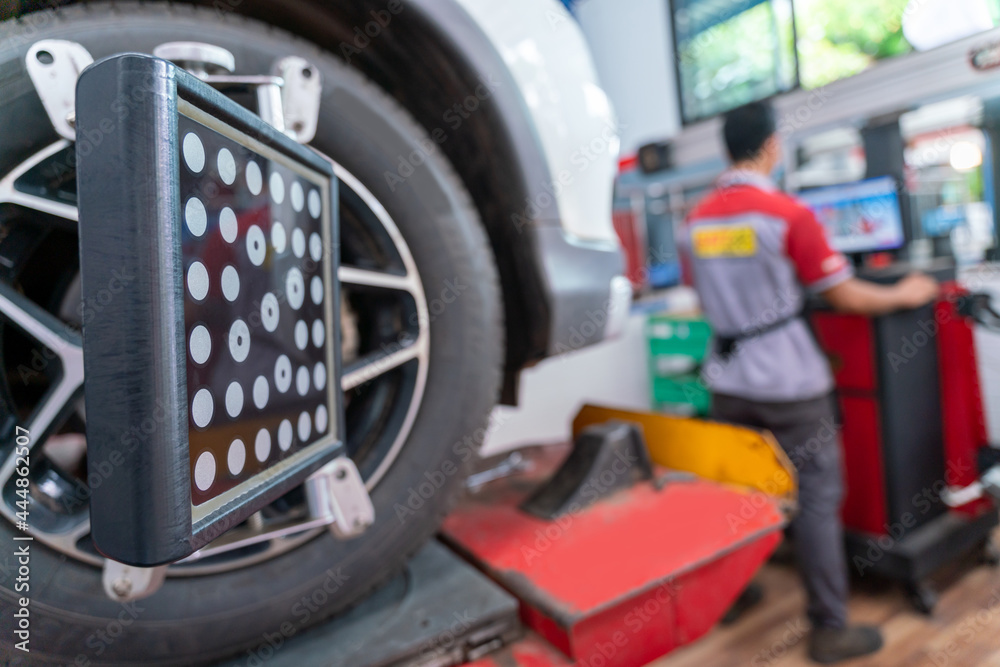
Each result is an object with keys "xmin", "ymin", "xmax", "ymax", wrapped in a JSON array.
[{"xmin": 0, "ymin": 3, "xmax": 503, "ymax": 664}]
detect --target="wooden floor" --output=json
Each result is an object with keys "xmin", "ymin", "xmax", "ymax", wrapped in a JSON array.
[{"xmin": 650, "ymin": 538, "xmax": 1000, "ymax": 667}]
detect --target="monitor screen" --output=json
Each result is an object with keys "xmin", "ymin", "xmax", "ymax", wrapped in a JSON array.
[
  {"xmin": 797, "ymin": 176, "xmax": 905, "ymax": 254},
  {"xmin": 672, "ymin": 0, "xmax": 797, "ymax": 124}
]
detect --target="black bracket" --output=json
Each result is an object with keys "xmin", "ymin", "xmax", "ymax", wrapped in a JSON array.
[{"xmin": 520, "ymin": 420, "xmax": 654, "ymax": 520}]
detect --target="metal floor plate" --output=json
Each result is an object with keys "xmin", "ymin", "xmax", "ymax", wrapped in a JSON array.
[{"xmin": 217, "ymin": 539, "xmax": 521, "ymax": 667}]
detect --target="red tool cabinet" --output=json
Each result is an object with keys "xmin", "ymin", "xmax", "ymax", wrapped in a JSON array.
[{"xmin": 809, "ymin": 276, "xmax": 998, "ymax": 611}]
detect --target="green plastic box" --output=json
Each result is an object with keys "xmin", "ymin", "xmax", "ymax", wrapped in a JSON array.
[
  {"xmin": 646, "ymin": 315, "xmax": 712, "ymax": 368},
  {"xmin": 652, "ymin": 374, "xmax": 712, "ymax": 416},
  {"xmin": 646, "ymin": 314, "xmax": 713, "ymax": 415}
]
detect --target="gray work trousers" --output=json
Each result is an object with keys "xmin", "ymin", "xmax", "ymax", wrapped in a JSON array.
[{"xmin": 712, "ymin": 392, "xmax": 849, "ymax": 630}]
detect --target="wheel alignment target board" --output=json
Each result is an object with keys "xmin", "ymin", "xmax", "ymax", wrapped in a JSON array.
[{"xmin": 75, "ymin": 53, "xmax": 344, "ymax": 566}]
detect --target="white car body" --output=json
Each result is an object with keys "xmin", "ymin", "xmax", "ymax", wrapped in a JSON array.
[{"xmin": 455, "ymin": 0, "xmax": 620, "ymax": 244}]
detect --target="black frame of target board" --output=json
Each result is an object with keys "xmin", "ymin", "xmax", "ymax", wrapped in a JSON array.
[{"xmin": 75, "ymin": 53, "xmax": 344, "ymax": 567}]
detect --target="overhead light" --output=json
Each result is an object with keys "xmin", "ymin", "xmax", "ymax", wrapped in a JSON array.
[
  {"xmin": 902, "ymin": 0, "xmax": 994, "ymax": 51},
  {"xmin": 949, "ymin": 141, "xmax": 983, "ymax": 171}
]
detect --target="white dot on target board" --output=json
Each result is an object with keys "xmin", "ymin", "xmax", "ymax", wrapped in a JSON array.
[
  {"xmin": 228, "ymin": 439, "xmax": 246, "ymax": 475},
  {"xmin": 298, "ymin": 411, "xmax": 312, "ymax": 442},
  {"xmin": 310, "ymin": 276, "xmax": 323, "ymax": 305},
  {"xmin": 246, "ymin": 161, "xmax": 263, "ymax": 195},
  {"xmin": 247, "ymin": 225, "xmax": 266, "ymax": 266},
  {"xmin": 278, "ymin": 419, "xmax": 293, "ymax": 451},
  {"xmin": 312, "ymin": 319, "xmax": 325, "ymax": 348},
  {"xmin": 275, "ymin": 355, "xmax": 292, "ymax": 393},
  {"xmin": 194, "ymin": 451, "xmax": 216, "ymax": 491},
  {"xmin": 189, "ymin": 325, "xmax": 211, "ymax": 365},
  {"xmin": 308, "ymin": 189, "xmax": 321, "ymax": 219},
  {"xmin": 292, "ymin": 228, "xmax": 306, "ymax": 259},
  {"xmin": 294, "ymin": 320, "xmax": 308, "ymax": 350},
  {"xmin": 291, "ymin": 181, "xmax": 304, "ymax": 212},
  {"xmin": 221, "ymin": 265, "xmax": 240, "ymax": 302},
  {"xmin": 270, "ymin": 171, "xmax": 285, "ymax": 204},
  {"xmin": 225, "ymin": 381, "xmax": 244, "ymax": 418},
  {"xmin": 261, "ymin": 293, "xmax": 279, "ymax": 332},
  {"xmin": 192, "ymin": 388, "xmax": 214, "ymax": 428},
  {"xmin": 185, "ymin": 197, "xmax": 207, "ymax": 237},
  {"xmin": 296, "ymin": 366, "xmax": 310, "ymax": 396},
  {"xmin": 286, "ymin": 267, "xmax": 305, "ymax": 310},
  {"xmin": 253, "ymin": 376, "xmax": 269, "ymax": 409},
  {"xmin": 187, "ymin": 261, "xmax": 209, "ymax": 302},
  {"xmin": 271, "ymin": 222, "xmax": 287, "ymax": 254},
  {"xmin": 229, "ymin": 319, "xmax": 250, "ymax": 362},
  {"xmin": 314, "ymin": 361, "xmax": 326, "ymax": 391},
  {"xmin": 315, "ymin": 404, "xmax": 328, "ymax": 434},
  {"xmin": 219, "ymin": 207, "xmax": 238, "ymax": 244},
  {"xmin": 183, "ymin": 132, "xmax": 205, "ymax": 173},
  {"xmin": 309, "ymin": 233, "xmax": 322, "ymax": 262},
  {"xmin": 217, "ymin": 147, "xmax": 236, "ymax": 185},
  {"xmin": 255, "ymin": 428, "xmax": 272, "ymax": 462}
]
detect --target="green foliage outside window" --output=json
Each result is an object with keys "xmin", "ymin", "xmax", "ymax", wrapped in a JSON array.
[
  {"xmin": 795, "ymin": 0, "xmax": 911, "ymax": 89},
  {"xmin": 674, "ymin": 0, "xmax": 1000, "ymax": 121}
]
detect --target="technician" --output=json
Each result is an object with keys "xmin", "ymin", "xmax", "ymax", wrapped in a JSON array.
[{"xmin": 677, "ymin": 101, "xmax": 939, "ymax": 665}]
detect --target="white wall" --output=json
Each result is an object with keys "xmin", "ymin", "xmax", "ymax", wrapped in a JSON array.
[
  {"xmin": 481, "ymin": 289, "xmax": 700, "ymax": 455},
  {"xmin": 481, "ymin": 313, "xmax": 651, "ymax": 456},
  {"xmin": 966, "ymin": 269, "xmax": 1000, "ymax": 445},
  {"xmin": 974, "ymin": 327, "xmax": 1000, "ymax": 444},
  {"xmin": 575, "ymin": 0, "xmax": 681, "ymax": 154}
]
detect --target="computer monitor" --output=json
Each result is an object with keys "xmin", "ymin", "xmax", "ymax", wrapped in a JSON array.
[{"xmin": 798, "ymin": 176, "xmax": 906, "ymax": 254}]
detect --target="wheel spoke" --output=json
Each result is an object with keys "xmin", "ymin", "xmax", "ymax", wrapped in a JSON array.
[
  {"xmin": 339, "ymin": 266, "xmax": 418, "ymax": 295},
  {"xmin": 341, "ymin": 341, "xmax": 423, "ymax": 391},
  {"xmin": 61, "ymin": 513, "xmax": 93, "ymax": 544},
  {"xmin": 0, "ymin": 140, "xmax": 78, "ymax": 222},
  {"xmin": 179, "ymin": 517, "xmax": 328, "ymax": 563},
  {"xmin": 0, "ymin": 376, "xmax": 86, "ymax": 545},
  {"xmin": 0, "ymin": 280, "xmax": 82, "ymax": 353},
  {"xmin": 0, "ymin": 282, "xmax": 84, "ymax": 482},
  {"xmin": 2, "ymin": 499, "xmax": 92, "ymax": 562},
  {"xmin": 1, "ymin": 190, "xmax": 78, "ymax": 222},
  {"xmin": 7, "ymin": 376, "xmax": 83, "ymax": 451},
  {"xmin": 330, "ymin": 160, "xmax": 431, "ymax": 492}
]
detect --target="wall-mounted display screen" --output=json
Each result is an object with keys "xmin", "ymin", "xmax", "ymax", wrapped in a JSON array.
[
  {"xmin": 798, "ymin": 176, "xmax": 906, "ymax": 253},
  {"xmin": 673, "ymin": 0, "xmax": 797, "ymax": 123},
  {"xmin": 671, "ymin": 0, "xmax": 1000, "ymax": 124}
]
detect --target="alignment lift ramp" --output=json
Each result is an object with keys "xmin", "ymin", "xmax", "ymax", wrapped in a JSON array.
[{"xmin": 238, "ymin": 405, "xmax": 796, "ymax": 667}]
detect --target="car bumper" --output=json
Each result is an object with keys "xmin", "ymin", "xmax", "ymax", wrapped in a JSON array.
[{"xmin": 532, "ymin": 224, "xmax": 628, "ymax": 356}]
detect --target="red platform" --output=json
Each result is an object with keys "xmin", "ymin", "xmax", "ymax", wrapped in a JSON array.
[
  {"xmin": 466, "ymin": 632, "xmax": 575, "ymax": 667},
  {"xmin": 442, "ymin": 451, "xmax": 785, "ymax": 667}
]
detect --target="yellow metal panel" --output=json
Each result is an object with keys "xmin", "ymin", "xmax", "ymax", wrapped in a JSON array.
[{"xmin": 573, "ymin": 404, "xmax": 797, "ymax": 507}]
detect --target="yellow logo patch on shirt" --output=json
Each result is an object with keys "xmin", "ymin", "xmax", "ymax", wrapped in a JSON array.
[{"xmin": 691, "ymin": 225, "xmax": 757, "ymax": 258}]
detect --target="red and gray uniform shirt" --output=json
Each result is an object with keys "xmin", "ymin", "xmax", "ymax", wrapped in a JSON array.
[{"xmin": 677, "ymin": 170, "xmax": 853, "ymax": 402}]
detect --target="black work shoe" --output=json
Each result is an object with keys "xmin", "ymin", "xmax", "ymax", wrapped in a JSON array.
[
  {"xmin": 721, "ymin": 582, "xmax": 764, "ymax": 625},
  {"xmin": 808, "ymin": 625, "xmax": 883, "ymax": 664}
]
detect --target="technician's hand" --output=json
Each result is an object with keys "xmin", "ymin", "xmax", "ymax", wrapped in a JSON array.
[{"xmin": 894, "ymin": 272, "xmax": 939, "ymax": 309}]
